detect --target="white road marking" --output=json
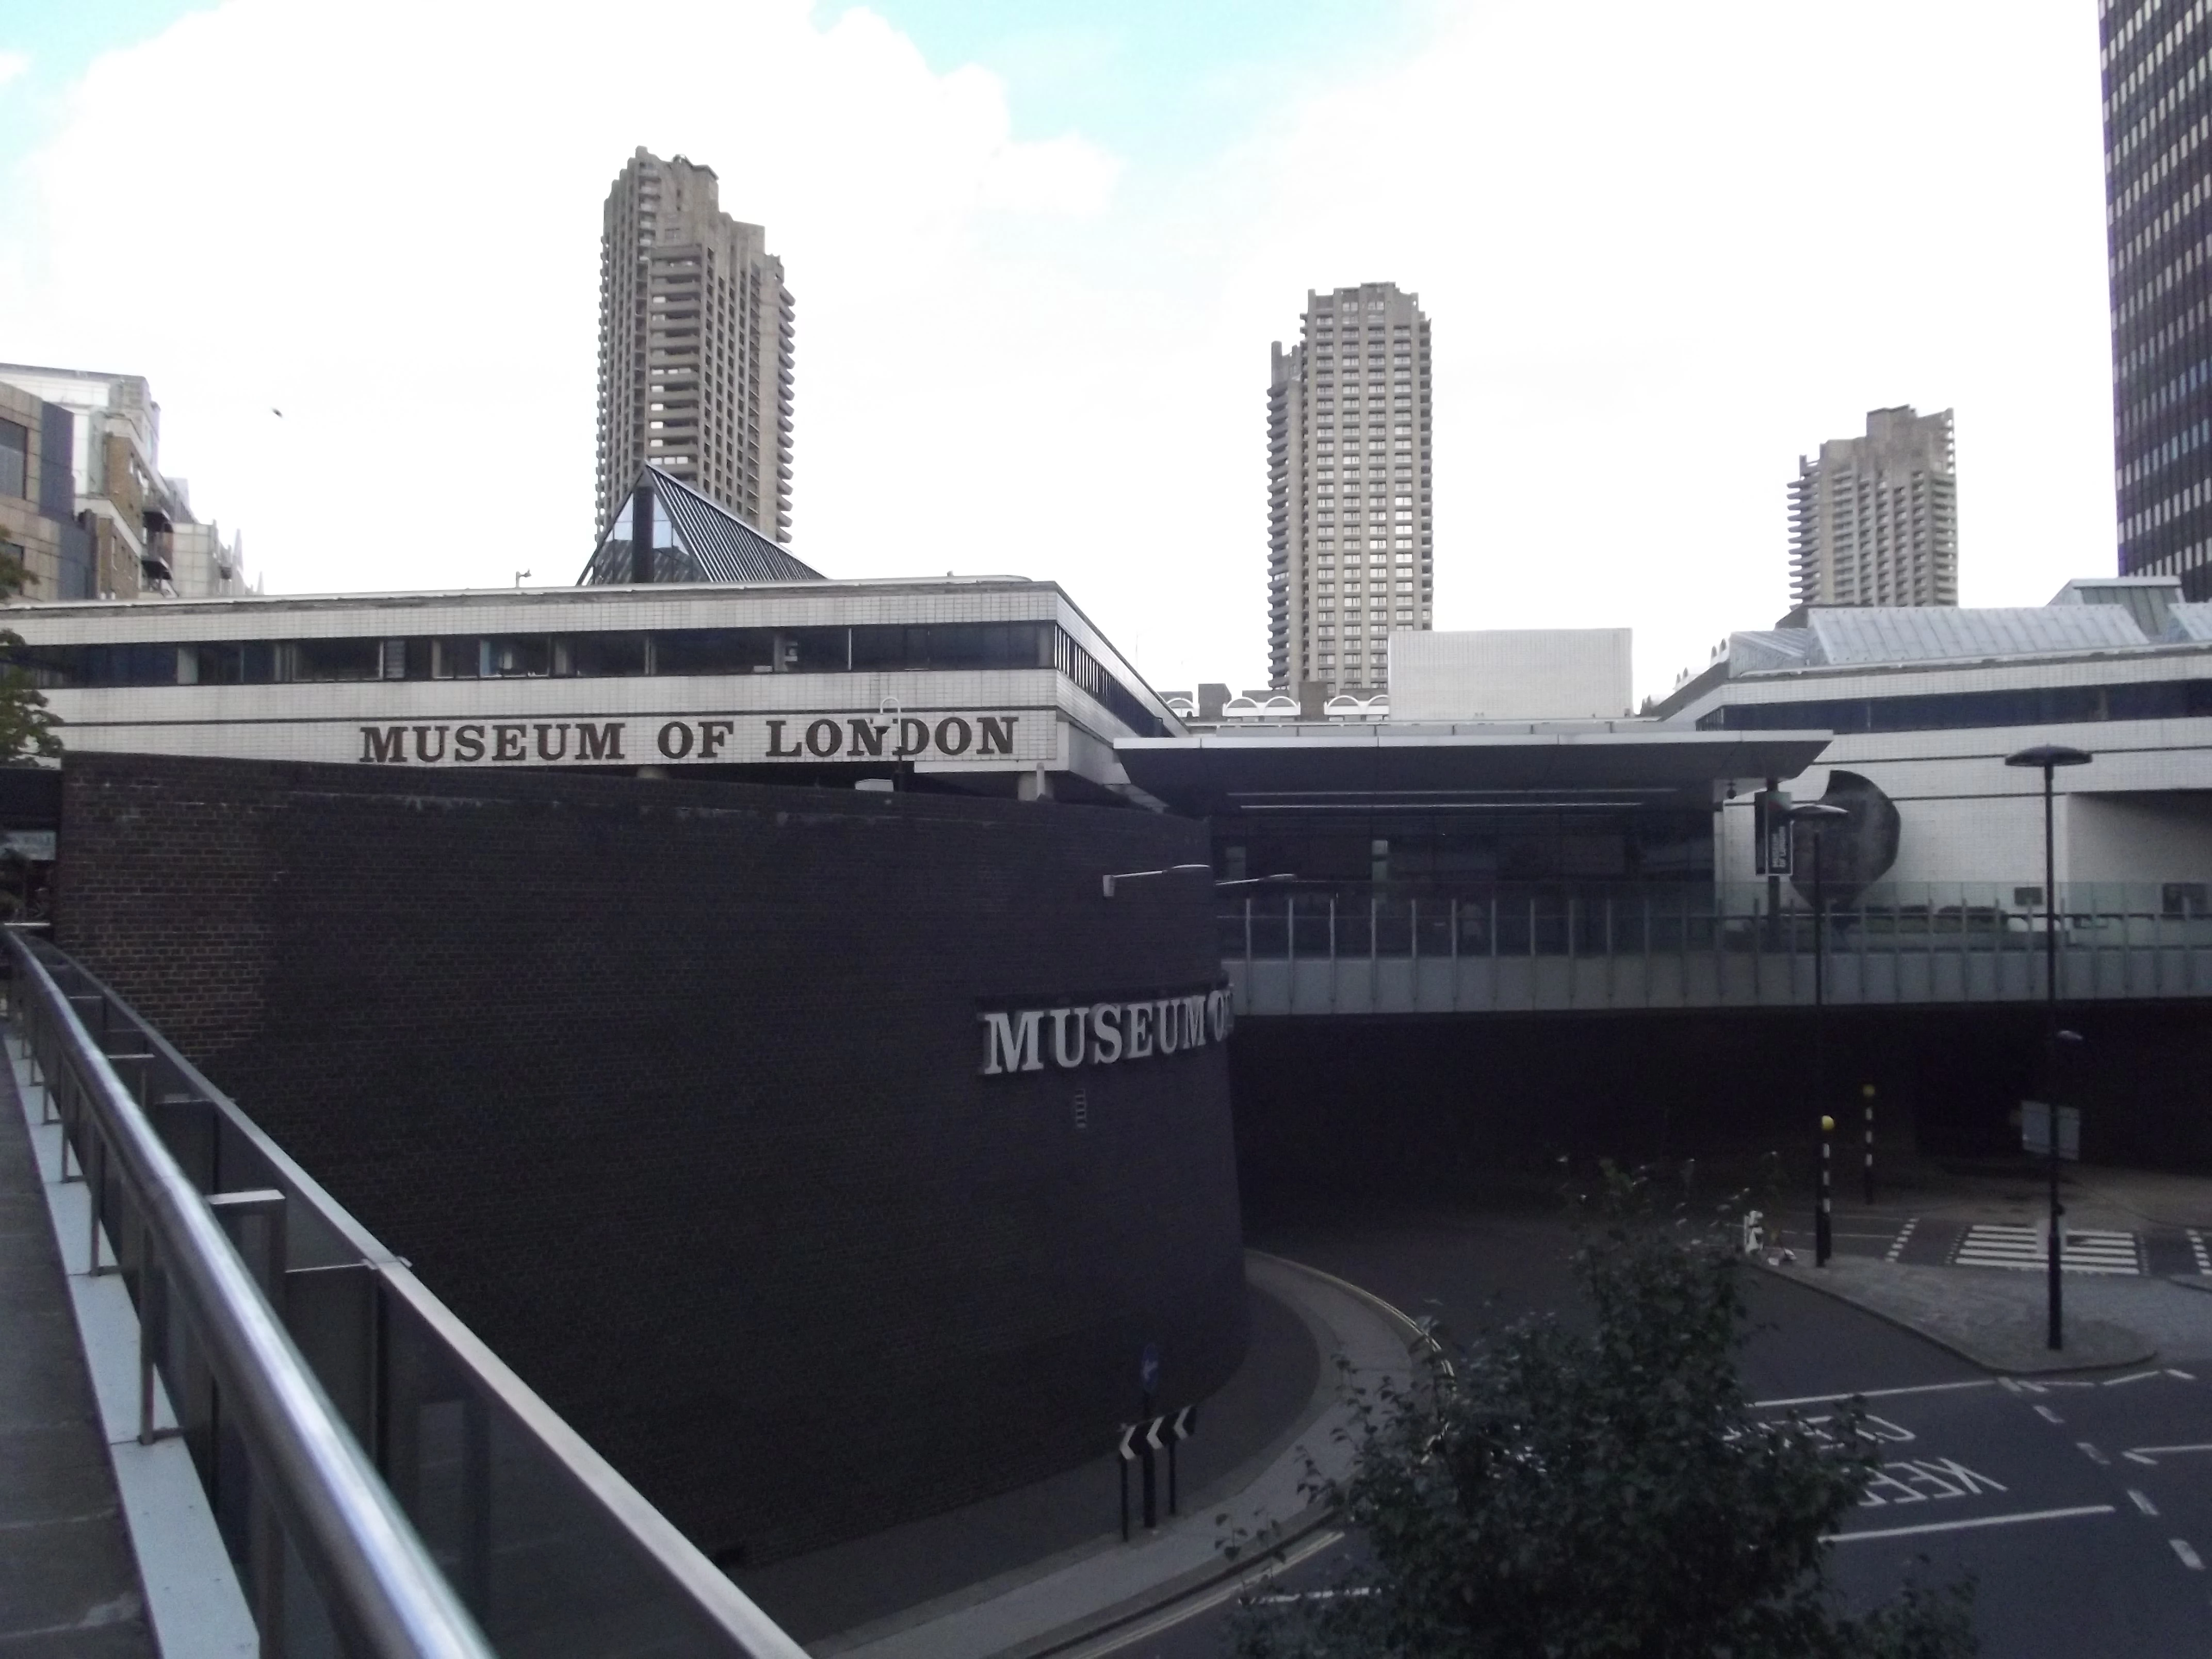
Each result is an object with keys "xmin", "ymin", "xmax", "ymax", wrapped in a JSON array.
[
  {"xmin": 1954, "ymin": 1223, "xmax": 2141, "ymax": 1276},
  {"xmin": 1752, "ymin": 1379, "xmax": 1996, "ymax": 1410},
  {"xmin": 2168, "ymin": 1368, "xmax": 2198, "ymax": 1381},
  {"xmin": 2078, "ymin": 1441, "xmax": 2110, "ymax": 1465},
  {"xmin": 2035, "ymin": 1405, "xmax": 2064, "ymax": 1424},
  {"xmin": 2172, "ymin": 1539, "xmax": 2204, "ymax": 1571},
  {"xmin": 1886, "ymin": 1217, "xmax": 1918, "ymax": 1263},
  {"xmin": 2189, "ymin": 1228, "xmax": 2209, "ymax": 1275},
  {"xmin": 2102, "ymin": 1370, "xmax": 2162, "ymax": 1387},
  {"xmin": 1830, "ymin": 1504, "xmax": 2116, "ymax": 1543},
  {"xmin": 2130, "ymin": 1489, "xmax": 2160, "ymax": 1517},
  {"xmin": 2123, "ymin": 1443, "xmax": 2212, "ymax": 1466}
]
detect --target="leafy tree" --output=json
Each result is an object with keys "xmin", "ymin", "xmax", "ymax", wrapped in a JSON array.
[
  {"xmin": 0, "ymin": 542, "xmax": 60, "ymax": 764},
  {"xmin": 1232, "ymin": 1176, "xmax": 1974, "ymax": 1658}
]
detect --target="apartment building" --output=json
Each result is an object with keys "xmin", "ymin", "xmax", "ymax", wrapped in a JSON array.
[
  {"xmin": 1788, "ymin": 406, "xmax": 1959, "ymax": 612},
  {"xmin": 0, "ymin": 364, "xmax": 249, "ymax": 601},
  {"xmin": 1266, "ymin": 283, "xmax": 1434, "ymax": 695},
  {"xmin": 596, "ymin": 149, "xmax": 794, "ymax": 545}
]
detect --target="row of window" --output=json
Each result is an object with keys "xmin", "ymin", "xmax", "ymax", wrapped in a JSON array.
[
  {"xmin": 8, "ymin": 623, "xmax": 1167, "ymax": 736},
  {"xmin": 1698, "ymin": 678, "xmax": 2212, "ymax": 735}
]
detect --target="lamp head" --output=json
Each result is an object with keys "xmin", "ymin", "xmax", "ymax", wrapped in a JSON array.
[{"xmin": 2006, "ymin": 744, "xmax": 2093, "ymax": 770}]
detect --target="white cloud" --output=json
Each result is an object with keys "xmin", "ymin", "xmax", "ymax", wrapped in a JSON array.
[
  {"xmin": 0, "ymin": 0, "xmax": 2119, "ymax": 704},
  {"xmin": 0, "ymin": 51, "xmax": 28, "ymax": 87}
]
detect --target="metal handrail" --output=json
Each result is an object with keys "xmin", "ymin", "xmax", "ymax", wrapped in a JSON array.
[
  {"xmin": 12, "ymin": 928, "xmax": 815, "ymax": 1658},
  {"xmin": 8, "ymin": 930, "xmax": 494, "ymax": 1658}
]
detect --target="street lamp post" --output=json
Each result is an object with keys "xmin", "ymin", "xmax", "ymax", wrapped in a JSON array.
[
  {"xmin": 1787, "ymin": 801, "xmax": 1849, "ymax": 1266},
  {"xmin": 2005, "ymin": 743, "xmax": 2092, "ymax": 1351}
]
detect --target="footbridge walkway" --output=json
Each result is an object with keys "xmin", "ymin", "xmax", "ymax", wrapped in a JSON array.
[
  {"xmin": 0, "ymin": 929, "xmax": 808, "ymax": 1658},
  {"xmin": 1221, "ymin": 882, "xmax": 2212, "ymax": 1017}
]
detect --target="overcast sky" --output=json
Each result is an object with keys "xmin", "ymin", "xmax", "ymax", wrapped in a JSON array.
[{"xmin": 0, "ymin": 0, "xmax": 2117, "ymax": 703}]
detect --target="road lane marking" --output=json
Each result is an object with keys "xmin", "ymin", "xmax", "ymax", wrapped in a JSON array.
[
  {"xmin": 2168, "ymin": 1368, "xmax": 2198, "ymax": 1380},
  {"xmin": 2190, "ymin": 1228, "xmax": 2208, "ymax": 1275},
  {"xmin": 2123, "ymin": 1443, "xmax": 2212, "ymax": 1466},
  {"xmin": 1751, "ymin": 1379, "xmax": 1995, "ymax": 1410},
  {"xmin": 2172, "ymin": 1539, "xmax": 2204, "ymax": 1571},
  {"xmin": 1829, "ymin": 1504, "xmax": 2116, "ymax": 1543},
  {"xmin": 2131, "ymin": 1489, "xmax": 2161, "ymax": 1517},
  {"xmin": 1886, "ymin": 1217, "xmax": 1917, "ymax": 1263},
  {"xmin": 2078, "ymin": 1442, "xmax": 2110, "ymax": 1465},
  {"xmin": 2103, "ymin": 1370, "xmax": 2161, "ymax": 1386},
  {"xmin": 2034, "ymin": 1405, "xmax": 2064, "ymax": 1424}
]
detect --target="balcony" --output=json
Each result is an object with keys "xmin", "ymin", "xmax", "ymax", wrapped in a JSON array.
[{"xmin": 1219, "ymin": 882, "xmax": 2212, "ymax": 1017}]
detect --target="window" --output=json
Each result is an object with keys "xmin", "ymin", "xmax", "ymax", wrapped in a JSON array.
[
  {"xmin": 2164, "ymin": 883, "xmax": 2209, "ymax": 916},
  {"xmin": 281, "ymin": 639, "xmax": 383, "ymax": 682},
  {"xmin": 0, "ymin": 419, "xmax": 24, "ymax": 499}
]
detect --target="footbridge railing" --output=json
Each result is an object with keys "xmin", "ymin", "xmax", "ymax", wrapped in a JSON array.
[
  {"xmin": 6, "ymin": 929, "xmax": 809, "ymax": 1658},
  {"xmin": 1219, "ymin": 882, "xmax": 2212, "ymax": 1017}
]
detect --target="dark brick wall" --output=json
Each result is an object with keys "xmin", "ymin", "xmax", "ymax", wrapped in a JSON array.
[{"xmin": 55, "ymin": 753, "xmax": 1247, "ymax": 1563}]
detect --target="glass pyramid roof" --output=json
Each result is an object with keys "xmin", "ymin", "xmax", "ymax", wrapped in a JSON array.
[{"xmin": 580, "ymin": 466, "xmax": 824, "ymax": 586}]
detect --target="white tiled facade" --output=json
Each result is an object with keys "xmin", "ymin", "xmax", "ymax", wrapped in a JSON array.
[
  {"xmin": 3, "ymin": 581, "xmax": 1176, "ymax": 798},
  {"xmin": 1267, "ymin": 284, "xmax": 1434, "ymax": 696}
]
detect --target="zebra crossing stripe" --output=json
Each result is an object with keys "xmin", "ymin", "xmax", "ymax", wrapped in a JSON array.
[
  {"xmin": 1886, "ymin": 1218, "xmax": 1918, "ymax": 1263},
  {"xmin": 1955, "ymin": 1224, "xmax": 2141, "ymax": 1276},
  {"xmin": 2190, "ymin": 1228, "xmax": 2210, "ymax": 1276}
]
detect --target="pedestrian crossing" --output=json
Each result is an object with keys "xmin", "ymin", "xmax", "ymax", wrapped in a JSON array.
[{"xmin": 1953, "ymin": 1223, "xmax": 2142, "ymax": 1276}]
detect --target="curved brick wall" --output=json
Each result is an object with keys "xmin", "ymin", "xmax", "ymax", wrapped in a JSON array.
[{"xmin": 55, "ymin": 753, "xmax": 1247, "ymax": 1563}]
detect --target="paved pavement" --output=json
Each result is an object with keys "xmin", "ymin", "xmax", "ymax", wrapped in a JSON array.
[
  {"xmin": 1754, "ymin": 1158, "xmax": 2212, "ymax": 1374},
  {"xmin": 0, "ymin": 1031, "xmax": 154, "ymax": 1655},
  {"xmin": 734, "ymin": 1252, "xmax": 1412, "ymax": 1659}
]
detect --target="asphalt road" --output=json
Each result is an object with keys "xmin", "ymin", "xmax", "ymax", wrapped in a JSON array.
[{"xmin": 1080, "ymin": 1205, "xmax": 2212, "ymax": 1659}]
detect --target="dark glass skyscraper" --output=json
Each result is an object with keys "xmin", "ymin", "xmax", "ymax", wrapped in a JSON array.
[{"xmin": 2104, "ymin": 0, "xmax": 2212, "ymax": 598}]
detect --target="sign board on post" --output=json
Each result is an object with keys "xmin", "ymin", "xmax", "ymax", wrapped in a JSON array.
[
  {"xmin": 1754, "ymin": 789, "xmax": 1793, "ymax": 876},
  {"xmin": 2021, "ymin": 1100, "xmax": 2081, "ymax": 1162},
  {"xmin": 1139, "ymin": 1344, "xmax": 1160, "ymax": 1395}
]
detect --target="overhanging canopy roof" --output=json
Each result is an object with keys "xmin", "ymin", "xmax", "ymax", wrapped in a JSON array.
[{"xmin": 1116, "ymin": 724, "xmax": 1832, "ymax": 819}]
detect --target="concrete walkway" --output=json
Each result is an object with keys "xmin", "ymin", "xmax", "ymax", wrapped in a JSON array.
[
  {"xmin": 0, "ymin": 1032, "xmax": 154, "ymax": 1655},
  {"xmin": 801, "ymin": 1253, "xmax": 1413, "ymax": 1659}
]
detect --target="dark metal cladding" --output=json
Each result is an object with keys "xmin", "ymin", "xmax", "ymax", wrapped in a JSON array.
[{"xmin": 2104, "ymin": 0, "xmax": 2212, "ymax": 598}]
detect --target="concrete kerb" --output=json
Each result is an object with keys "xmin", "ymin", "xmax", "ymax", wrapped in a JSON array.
[
  {"xmin": 824, "ymin": 1252, "xmax": 1417, "ymax": 1659},
  {"xmin": 1752, "ymin": 1255, "xmax": 2157, "ymax": 1376},
  {"xmin": 991, "ymin": 1253, "xmax": 1437, "ymax": 1659}
]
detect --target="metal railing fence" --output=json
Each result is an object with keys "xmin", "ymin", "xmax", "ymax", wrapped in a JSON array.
[
  {"xmin": 1218, "ymin": 881, "xmax": 2212, "ymax": 1016},
  {"xmin": 8, "ymin": 929, "xmax": 809, "ymax": 1659}
]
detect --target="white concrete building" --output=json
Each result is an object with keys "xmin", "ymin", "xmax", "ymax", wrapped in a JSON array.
[
  {"xmin": 1388, "ymin": 629, "xmax": 1632, "ymax": 721},
  {"xmin": 1656, "ymin": 579, "xmax": 2212, "ymax": 901},
  {"xmin": 2, "ymin": 577, "xmax": 1176, "ymax": 805}
]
